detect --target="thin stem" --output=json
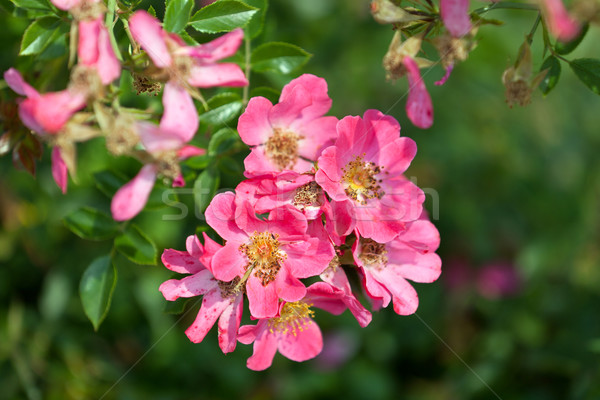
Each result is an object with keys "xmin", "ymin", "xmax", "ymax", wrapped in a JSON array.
[
  {"xmin": 526, "ymin": 13, "xmax": 541, "ymax": 44},
  {"xmin": 120, "ymin": 16, "xmax": 139, "ymax": 54},
  {"xmin": 242, "ymin": 37, "xmax": 251, "ymax": 106},
  {"xmin": 474, "ymin": 1, "xmax": 540, "ymax": 15},
  {"xmin": 104, "ymin": 0, "xmax": 123, "ymax": 61}
]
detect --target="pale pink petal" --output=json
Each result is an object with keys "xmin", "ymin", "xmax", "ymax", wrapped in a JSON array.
[
  {"xmin": 210, "ymin": 244, "xmax": 246, "ymax": 282},
  {"xmin": 18, "ymin": 99, "xmax": 45, "ymax": 134},
  {"xmin": 4, "ymin": 68, "xmax": 39, "ymax": 98},
  {"xmin": 374, "ymin": 268, "xmax": 419, "ymax": 315},
  {"xmin": 182, "ymin": 28, "xmax": 244, "ymax": 62},
  {"xmin": 159, "ymin": 82, "xmax": 198, "ymax": 143},
  {"xmin": 246, "ymin": 322, "xmax": 278, "ymax": 371},
  {"xmin": 78, "ymin": 19, "xmax": 100, "ymax": 66},
  {"xmin": 137, "ymin": 121, "xmax": 184, "ymax": 153},
  {"xmin": 51, "ymin": 147, "xmax": 68, "ymax": 194},
  {"xmin": 237, "ymin": 96, "xmax": 273, "ymax": 146},
  {"xmin": 237, "ymin": 323, "xmax": 258, "ymax": 345},
  {"xmin": 50, "ymin": 0, "xmax": 81, "ymax": 10},
  {"xmin": 159, "ymin": 270, "xmax": 216, "ymax": 300},
  {"xmin": 277, "ymin": 319, "xmax": 322, "ymax": 362},
  {"xmin": 185, "ymin": 234, "xmax": 203, "ymax": 257},
  {"xmin": 205, "ymin": 192, "xmax": 248, "ymax": 242},
  {"xmin": 279, "ymin": 74, "xmax": 332, "ymax": 124},
  {"xmin": 247, "ymin": 275, "xmax": 279, "ymax": 319},
  {"xmin": 33, "ymin": 91, "xmax": 86, "ymax": 134},
  {"xmin": 296, "ymin": 116, "xmax": 338, "ymax": 160},
  {"xmin": 217, "ymin": 294, "xmax": 243, "ymax": 353},
  {"xmin": 440, "ymin": 0, "xmax": 472, "ymax": 37},
  {"xmin": 111, "ymin": 164, "xmax": 157, "ymax": 221},
  {"xmin": 161, "ymin": 249, "xmax": 204, "ymax": 274},
  {"xmin": 268, "ymin": 84, "xmax": 312, "ymax": 128},
  {"xmin": 404, "ymin": 57, "xmax": 433, "ymax": 129},
  {"xmin": 377, "ymin": 137, "xmax": 417, "ymax": 176},
  {"xmin": 184, "ymin": 289, "xmax": 230, "ymax": 343},
  {"xmin": 129, "ymin": 11, "xmax": 172, "ymax": 68},
  {"xmin": 96, "ymin": 23, "xmax": 121, "ymax": 84},
  {"xmin": 187, "ymin": 63, "xmax": 248, "ymax": 87},
  {"xmin": 542, "ymin": 0, "xmax": 580, "ymax": 41},
  {"xmin": 177, "ymin": 145, "xmax": 205, "ymax": 159}
]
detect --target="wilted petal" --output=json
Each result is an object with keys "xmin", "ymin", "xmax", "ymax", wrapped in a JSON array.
[
  {"xmin": 440, "ymin": 0, "xmax": 472, "ymax": 38},
  {"xmin": 403, "ymin": 57, "xmax": 433, "ymax": 129},
  {"xmin": 159, "ymin": 82, "xmax": 198, "ymax": 142},
  {"xmin": 111, "ymin": 164, "xmax": 157, "ymax": 221},
  {"xmin": 51, "ymin": 147, "xmax": 68, "ymax": 194}
]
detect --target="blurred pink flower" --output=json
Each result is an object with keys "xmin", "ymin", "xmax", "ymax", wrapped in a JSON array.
[
  {"xmin": 476, "ymin": 262, "xmax": 521, "ymax": 299},
  {"xmin": 440, "ymin": 0, "xmax": 472, "ymax": 38},
  {"xmin": 78, "ymin": 17, "xmax": 121, "ymax": 84},
  {"xmin": 540, "ymin": 0, "xmax": 580, "ymax": 42},
  {"xmin": 403, "ymin": 57, "xmax": 433, "ymax": 129},
  {"xmin": 238, "ymin": 74, "xmax": 338, "ymax": 176}
]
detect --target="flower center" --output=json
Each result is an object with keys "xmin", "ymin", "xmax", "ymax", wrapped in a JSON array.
[
  {"xmin": 265, "ymin": 128, "xmax": 303, "ymax": 170},
  {"xmin": 341, "ymin": 155, "xmax": 385, "ymax": 205},
  {"xmin": 239, "ymin": 232, "xmax": 287, "ymax": 286},
  {"xmin": 359, "ymin": 238, "xmax": 388, "ymax": 269},
  {"xmin": 218, "ymin": 276, "xmax": 244, "ymax": 298},
  {"xmin": 269, "ymin": 301, "xmax": 314, "ymax": 336},
  {"xmin": 292, "ymin": 181, "xmax": 322, "ymax": 210}
]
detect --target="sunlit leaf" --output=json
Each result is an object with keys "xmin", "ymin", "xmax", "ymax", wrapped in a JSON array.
[{"xmin": 79, "ymin": 255, "xmax": 117, "ymax": 331}]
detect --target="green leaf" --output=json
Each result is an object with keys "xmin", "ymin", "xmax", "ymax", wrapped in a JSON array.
[
  {"xmin": 251, "ymin": 42, "xmax": 311, "ymax": 74},
  {"xmin": 200, "ymin": 92, "xmax": 243, "ymax": 126},
  {"xmin": 94, "ymin": 170, "xmax": 128, "ymax": 197},
  {"xmin": 186, "ymin": 154, "xmax": 213, "ymax": 169},
  {"xmin": 9, "ymin": 0, "xmax": 52, "ymax": 12},
  {"xmin": 164, "ymin": 0, "xmax": 193, "ymax": 33},
  {"xmin": 240, "ymin": 0, "xmax": 267, "ymax": 38},
  {"xmin": 79, "ymin": 256, "xmax": 117, "ymax": 331},
  {"xmin": 539, "ymin": 56, "xmax": 561, "ymax": 96},
  {"xmin": 218, "ymin": 155, "xmax": 243, "ymax": 176},
  {"xmin": 570, "ymin": 58, "xmax": 600, "ymax": 95},
  {"xmin": 147, "ymin": 5, "xmax": 156, "ymax": 17},
  {"xmin": 555, "ymin": 24, "xmax": 589, "ymax": 55},
  {"xmin": 189, "ymin": 0, "xmax": 258, "ymax": 33},
  {"xmin": 64, "ymin": 207, "xmax": 120, "ymax": 240},
  {"xmin": 194, "ymin": 166, "xmax": 220, "ymax": 213},
  {"xmin": 20, "ymin": 17, "xmax": 62, "ymax": 56},
  {"xmin": 114, "ymin": 224, "xmax": 158, "ymax": 265},
  {"xmin": 250, "ymin": 86, "xmax": 280, "ymax": 103},
  {"xmin": 208, "ymin": 127, "xmax": 240, "ymax": 156}
]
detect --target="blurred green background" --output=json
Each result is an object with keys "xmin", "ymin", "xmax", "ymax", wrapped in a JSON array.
[{"xmin": 1, "ymin": 0, "xmax": 600, "ymax": 399}]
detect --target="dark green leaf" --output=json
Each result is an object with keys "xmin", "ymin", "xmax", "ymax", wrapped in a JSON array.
[
  {"xmin": 164, "ymin": 0, "xmax": 193, "ymax": 33},
  {"xmin": 251, "ymin": 42, "xmax": 311, "ymax": 74},
  {"xmin": 186, "ymin": 154, "xmax": 212, "ymax": 169},
  {"xmin": 208, "ymin": 128, "xmax": 240, "ymax": 156},
  {"xmin": 250, "ymin": 86, "xmax": 280, "ymax": 103},
  {"xmin": 94, "ymin": 170, "xmax": 128, "ymax": 197},
  {"xmin": 200, "ymin": 92, "xmax": 243, "ymax": 126},
  {"xmin": 79, "ymin": 255, "xmax": 117, "ymax": 331},
  {"xmin": 20, "ymin": 17, "xmax": 62, "ymax": 56},
  {"xmin": 179, "ymin": 30, "xmax": 199, "ymax": 46},
  {"xmin": 9, "ymin": 0, "xmax": 52, "ymax": 12},
  {"xmin": 218, "ymin": 155, "xmax": 243, "ymax": 176},
  {"xmin": 240, "ymin": 0, "xmax": 267, "ymax": 38},
  {"xmin": 570, "ymin": 58, "xmax": 600, "ymax": 95},
  {"xmin": 64, "ymin": 207, "xmax": 120, "ymax": 240},
  {"xmin": 194, "ymin": 166, "xmax": 220, "ymax": 213},
  {"xmin": 147, "ymin": 5, "xmax": 156, "ymax": 17},
  {"xmin": 555, "ymin": 24, "xmax": 589, "ymax": 55},
  {"xmin": 114, "ymin": 224, "xmax": 157, "ymax": 265},
  {"xmin": 189, "ymin": 0, "xmax": 257, "ymax": 33},
  {"xmin": 539, "ymin": 56, "xmax": 561, "ymax": 95}
]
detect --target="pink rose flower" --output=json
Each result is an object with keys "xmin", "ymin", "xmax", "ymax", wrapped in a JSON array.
[
  {"xmin": 205, "ymin": 192, "xmax": 335, "ymax": 319},
  {"xmin": 540, "ymin": 0, "xmax": 580, "ymax": 42},
  {"xmin": 315, "ymin": 109, "xmax": 424, "ymax": 243},
  {"xmin": 237, "ymin": 74, "xmax": 338, "ymax": 176},
  {"xmin": 111, "ymin": 82, "xmax": 203, "ymax": 221},
  {"xmin": 159, "ymin": 233, "xmax": 244, "ymax": 353},
  {"xmin": 440, "ymin": 0, "xmax": 472, "ymax": 38},
  {"xmin": 353, "ymin": 219, "xmax": 441, "ymax": 315},
  {"xmin": 128, "ymin": 11, "xmax": 248, "ymax": 88},
  {"xmin": 237, "ymin": 282, "xmax": 356, "ymax": 371}
]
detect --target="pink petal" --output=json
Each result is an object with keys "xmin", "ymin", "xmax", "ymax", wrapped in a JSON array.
[
  {"xmin": 96, "ymin": 22, "xmax": 121, "ymax": 84},
  {"xmin": 277, "ymin": 318, "xmax": 322, "ymax": 362},
  {"xmin": 296, "ymin": 116, "xmax": 338, "ymax": 161},
  {"xmin": 137, "ymin": 122, "xmax": 184, "ymax": 153},
  {"xmin": 161, "ymin": 249, "xmax": 204, "ymax": 274},
  {"xmin": 185, "ymin": 289, "xmax": 230, "ymax": 343},
  {"xmin": 280, "ymin": 74, "xmax": 332, "ymax": 125},
  {"xmin": 199, "ymin": 232, "xmax": 223, "ymax": 274},
  {"xmin": 374, "ymin": 268, "xmax": 419, "ymax": 315},
  {"xmin": 435, "ymin": 64, "xmax": 454, "ymax": 86},
  {"xmin": 377, "ymin": 137, "xmax": 417, "ymax": 176},
  {"xmin": 210, "ymin": 244, "xmax": 246, "ymax": 282},
  {"xmin": 268, "ymin": 84, "xmax": 312, "ymax": 128},
  {"xmin": 246, "ymin": 321, "xmax": 278, "ymax": 371},
  {"xmin": 159, "ymin": 82, "xmax": 198, "ymax": 143},
  {"xmin": 284, "ymin": 237, "xmax": 333, "ymax": 278},
  {"xmin": 315, "ymin": 147, "xmax": 347, "ymax": 201},
  {"xmin": 404, "ymin": 57, "xmax": 433, "ymax": 129},
  {"xmin": 4, "ymin": 68, "xmax": 39, "ymax": 98},
  {"xmin": 129, "ymin": 11, "xmax": 172, "ymax": 68},
  {"xmin": 159, "ymin": 270, "xmax": 216, "ymax": 300},
  {"xmin": 217, "ymin": 294, "xmax": 243, "ymax": 353},
  {"xmin": 182, "ymin": 28, "xmax": 244, "ymax": 62},
  {"xmin": 362, "ymin": 109, "xmax": 402, "ymax": 147},
  {"xmin": 354, "ymin": 208, "xmax": 404, "ymax": 243},
  {"xmin": 237, "ymin": 96, "xmax": 274, "ymax": 146},
  {"xmin": 187, "ymin": 63, "xmax": 248, "ymax": 87},
  {"xmin": 237, "ymin": 324, "xmax": 258, "ymax": 345},
  {"xmin": 304, "ymin": 282, "xmax": 348, "ymax": 315},
  {"xmin": 18, "ymin": 99, "xmax": 45, "ymax": 134},
  {"xmin": 33, "ymin": 91, "xmax": 87, "ymax": 134},
  {"xmin": 267, "ymin": 205, "xmax": 308, "ymax": 239},
  {"xmin": 205, "ymin": 192, "xmax": 248, "ymax": 242},
  {"xmin": 177, "ymin": 145, "xmax": 205, "ymax": 160},
  {"xmin": 111, "ymin": 164, "xmax": 157, "ymax": 221},
  {"xmin": 51, "ymin": 147, "xmax": 68, "ymax": 194},
  {"xmin": 78, "ymin": 19, "xmax": 100, "ymax": 66},
  {"xmin": 440, "ymin": 0, "xmax": 472, "ymax": 37},
  {"xmin": 542, "ymin": 0, "xmax": 580, "ymax": 41},
  {"xmin": 247, "ymin": 275, "xmax": 279, "ymax": 319},
  {"xmin": 50, "ymin": 0, "xmax": 81, "ymax": 10},
  {"xmin": 274, "ymin": 266, "xmax": 306, "ymax": 302}
]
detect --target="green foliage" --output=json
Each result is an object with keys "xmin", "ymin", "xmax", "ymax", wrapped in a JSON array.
[
  {"xmin": 63, "ymin": 207, "xmax": 120, "ymax": 241},
  {"xmin": 539, "ymin": 56, "xmax": 561, "ymax": 95},
  {"xmin": 164, "ymin": 0, "xmax": 194, "ymax": 33},
  {"xmin": 194, "ymin": 165, "xmax": 220, "ymax": 213},
  {"xmin": 79, "ymin": 255, "xmax": 117, "ymax": 331},
  {"xmin": 19, "ymin": 16, "xmax": 63, "ymax": 56},
  {"xmin": 199, "ymin": 92, "xmax": 243, "ymax": 128},
  {"xmin": 114, "ymin": 224, "xmax": 158, "ymax": 265},
  {"xmin": 240, "ymin": 0, "xmax": 267, "ymax": 39},
  {"xmin": 570, "ymin": 58, "xmax": 600, "ymax": 95},
  {"xmin": 251, "ymin": 42, "xmax": 311, "ymax": 74},
  {"xmin": 208, "ymin": 127, "xmax": 240, "ymax": 156},
  {"xmin": 555, "ymin": 24, "xmax": 589, "ymax": 55},
  {"xmin": 189, "ymin": 0, "xmax": 258, "ymax": 33},
  {"xmin": 9, "ymin": 0, "xmax": 53, "ymax": 12}
]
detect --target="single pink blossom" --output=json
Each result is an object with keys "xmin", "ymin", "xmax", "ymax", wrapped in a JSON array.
[
  {"xmin": 51, "ymin": 147, "xmax": 68, "ymax": 194},
  {"xmin": 237, "ymin": 74, "xmax": 338, "ymax": 176},
  {"xmin": 476, "ymin": 262, "xmax": 521, "ymax": 299},
  {"xmin": 353, "ymin": 219, "xmax": 441, "ymax": 315},
  {"xmin": 315, "ymin": 109, "xmax": 424, "ymax": 243},
  {"xmin": 111, "ymin": 82, "xmax": 202, "ymax": 221},
  {"xmin": 159, "ymin": 233, "xmax": 244, "ymax": 353},
  {"xmin": 540, "ymin": 0, "xmax": 580, "ymax": 42},
  {"xmin": 129, "ymin": 11, "xmax": 248, "ymax": 88},
  {"xmin": 205, "ymin": 192, "xmax": 335, "ymax": 319},
  {"xmin": 404, "ymin": 57, "xmax": 433, "ymax": 129},
  {"xmin": 4, "ymin": 68, "xmax": 86, "ymax": 135},
  {"xmin": 440, "ymin": 0, "xmax": 472, "ymax": 38},
  {"xmin": 78, "ymin": 17, "xmax": 121, "ymax": 84},
  {"xmin": 237, "ymin": 282, "xmax": 352, "ymax": 371}
]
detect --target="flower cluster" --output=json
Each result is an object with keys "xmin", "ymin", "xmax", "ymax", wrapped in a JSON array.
[{"xmin": 160, "ymin": 74, "xmax": 442, "ymax": 370}]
